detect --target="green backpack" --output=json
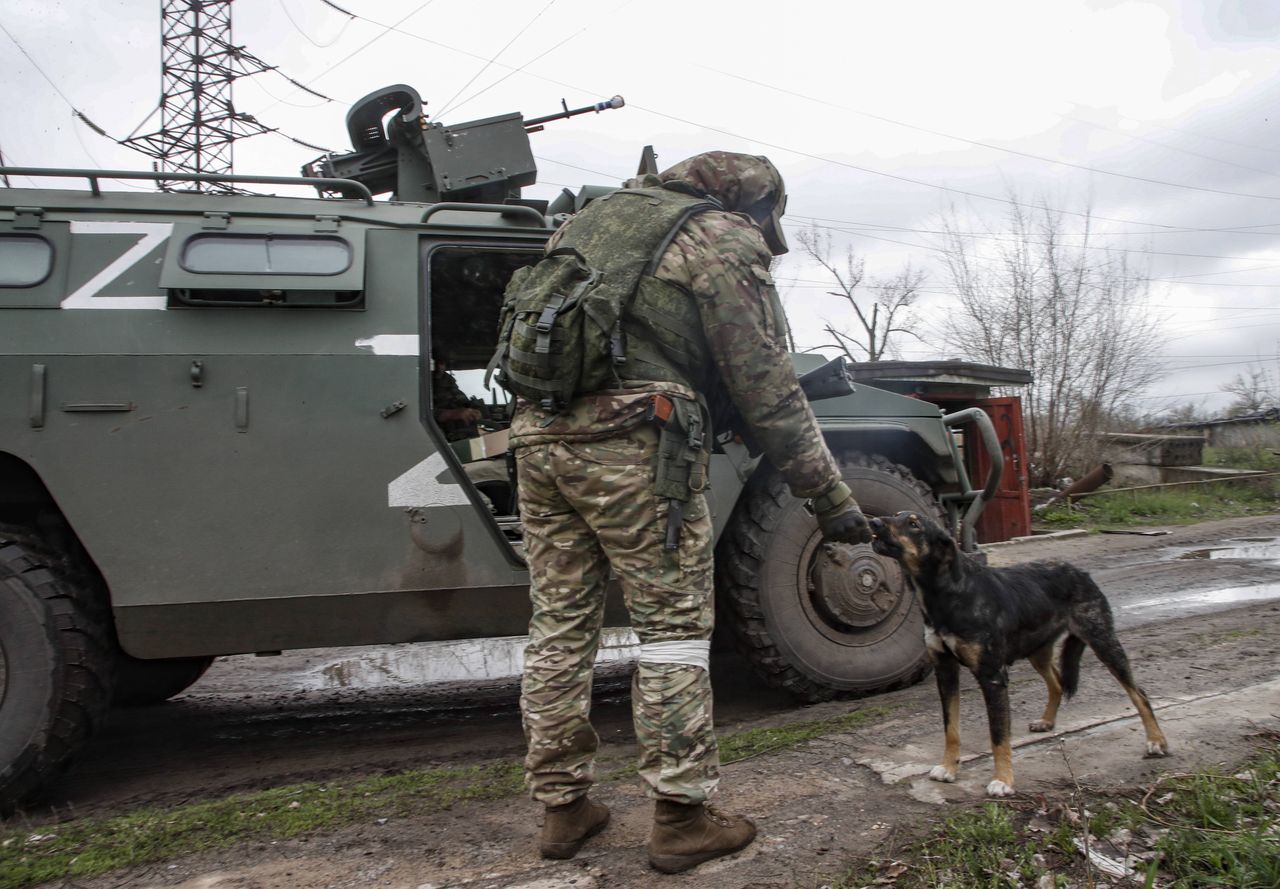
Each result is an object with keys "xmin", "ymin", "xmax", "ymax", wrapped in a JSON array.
[{"xmin": 489, "ymin": 186, "xmax": 716, "ymax": 411}]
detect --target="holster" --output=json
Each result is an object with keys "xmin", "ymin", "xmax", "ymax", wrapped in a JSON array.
[{"xmin": 648, "ymin": 394, "xmax": 710, "ymax": 550}]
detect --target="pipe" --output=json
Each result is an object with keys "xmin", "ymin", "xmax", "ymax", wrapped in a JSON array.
[
  {"xmin": 1034, "ymin": 463, "xmax": 1114, "ymax": 512},
  {"xmin": 941, "ymin": 407, "xmax": 1003, "ymax": 551}
]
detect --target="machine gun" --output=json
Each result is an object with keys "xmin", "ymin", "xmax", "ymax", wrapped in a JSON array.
[{"xmin": 302, "ymin": 85, "xmax": 624, "ymax": 205}]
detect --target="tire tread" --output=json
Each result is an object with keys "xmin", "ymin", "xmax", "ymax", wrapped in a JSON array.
[
  {"xmin": 716, "ymin": 452, "xmax": 939, "ymax": 703},
  {"xmin": 0, "ymin": 526, "xmax": 114, "ymax": 814}
]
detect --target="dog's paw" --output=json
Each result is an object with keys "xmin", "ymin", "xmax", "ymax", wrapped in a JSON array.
[
  {"xmin": 928, "ymin": 765, "xmax": 956, "ymax": 783},
  {"xmin": 986, "ymin": 779, "xmax": 1015, "ymax": 797},
  {"xmin": 1146, "ymin": 740, "xmax": 1169, "ymax": 757},
  {"xmin": 1028, "ymin": 719, "xmax": 1055, "ymax": 732}
]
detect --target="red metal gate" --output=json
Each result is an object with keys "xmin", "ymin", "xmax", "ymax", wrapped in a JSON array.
[{"xmin": 969, "ymin": 396, "xmax": 1031, "ymax": 543}]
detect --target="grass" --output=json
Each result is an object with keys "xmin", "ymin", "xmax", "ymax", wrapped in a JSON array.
[
  {"xmin": 0, "ymin": 761, "xmax": 524, "ymax": 889},
  {"xmin": 1036, "ymin": 478, "xmax": 1280, "ymax": 529},
  {"xmin": 1035, "ymin": 445, "xmax": 1280, "ymax": 530},
  {"xmin": 1204, "ymin": 445, "xmax": 1280, "ymax": 472},
  {"xmin": 0, "ymin": 703, "xmax": 895, "ymax": 888},
  {"xmin": 719, "ymin": 705, "xmax": 892, "ymax": 764},
  {"xmin": 824, "ymin": 732, "xmax": 1280, "ymax": 889}
]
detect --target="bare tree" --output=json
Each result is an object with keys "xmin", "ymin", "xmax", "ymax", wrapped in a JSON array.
[
  {"xmin": 1220, "ymin": 366, "xmax": 1276, "ymax": 416},
  {"xmin": 769, "ymin": 254, "xmax": 799, "ymax": 353},
  {"xmin": 1160, "ymin": 400, "xmax": 1210, "ymax": 426},
  {"xmin": 796, "ymin": 225, "xmax": 923, "ymax": 361},
  {"xmin": 938, "ymin": 197, "xmax": 1163, "ymax": 486}
]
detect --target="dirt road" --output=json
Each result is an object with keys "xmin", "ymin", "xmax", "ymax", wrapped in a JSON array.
[{"xmin": 30, "ymin": 515, "xmax": 1280, "ymax": 888}]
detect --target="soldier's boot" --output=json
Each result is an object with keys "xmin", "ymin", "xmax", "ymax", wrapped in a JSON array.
[
  {"xmin": 540, "ymin": 795, "xmax": 611, "ymax": 860},
  {"xmin": 647, "ymin": 800, "xmax": 757, "ymax": 873}
]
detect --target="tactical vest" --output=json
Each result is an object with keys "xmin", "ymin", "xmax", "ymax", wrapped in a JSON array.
[{"xmin": 490, "ymin": 185, "xmax": 718, "ymax": 411}]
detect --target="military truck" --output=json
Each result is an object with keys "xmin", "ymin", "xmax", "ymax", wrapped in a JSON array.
[{"xmin": 0, "ymin": 85, "xmax": 1001, "ymax": 812}]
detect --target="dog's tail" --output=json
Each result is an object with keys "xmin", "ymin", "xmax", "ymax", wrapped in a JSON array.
[{"xmin": 1060, "ymin": 634, "xmax": 1087, "ymax": 699}]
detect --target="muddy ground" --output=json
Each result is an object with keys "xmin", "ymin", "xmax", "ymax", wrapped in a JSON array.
[{"xmin": 23, "ymin": 515, "xmax": 1280, "ymax": 888}]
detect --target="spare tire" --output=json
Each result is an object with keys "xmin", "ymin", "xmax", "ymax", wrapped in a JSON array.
[{"xmin": 717, "ymin": 451, "xmax": 941, "ymax": 702}]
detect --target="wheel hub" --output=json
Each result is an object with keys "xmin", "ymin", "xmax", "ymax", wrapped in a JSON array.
[{"xmin": 810, "ymin": 544, "xmax": 904, "ymax": 628}]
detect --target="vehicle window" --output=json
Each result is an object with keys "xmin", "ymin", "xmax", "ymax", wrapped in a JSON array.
[
  {"xmin": 427, "ymin": 246, "xmax": 540, "ymax": 370},
  {"xmin": 0, "ymin": 235, "xmax": 53, "ymax": 287},
  {"xmin": 181, "ymin": 235, "xmax": 351, "ymax": 275}
]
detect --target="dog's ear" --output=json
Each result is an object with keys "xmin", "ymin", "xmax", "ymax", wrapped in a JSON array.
[{"xmin": 932, "ymin": 523, "xmax": 963, "ymax": 583}]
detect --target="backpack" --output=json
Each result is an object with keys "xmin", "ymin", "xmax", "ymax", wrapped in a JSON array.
[{"xmin": 488, "ymin": 187, "xmax": 716, "ymax": 411}]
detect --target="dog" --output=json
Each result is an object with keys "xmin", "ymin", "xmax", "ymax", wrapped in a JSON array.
[{"xmin": 869, "ymin": 511, "xmax": 1168, "ymax": 797}]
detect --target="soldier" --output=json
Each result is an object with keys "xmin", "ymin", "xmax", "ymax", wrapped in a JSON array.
[
  {"xmin": 431, "ymin": 352, "xmax": 484, "ymax": 442},
  {"xmin": 431, "ymin": 351, "xmax": 511, "ymax": 510},
  {"xmin": 507, "ymin": 151, "xmax": 871, "ymax": 873}
]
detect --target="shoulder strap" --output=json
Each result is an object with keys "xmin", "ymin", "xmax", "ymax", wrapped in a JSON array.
[{"xmin": 614, "ymin": 197, "xmax": 717, "ymax": 370}]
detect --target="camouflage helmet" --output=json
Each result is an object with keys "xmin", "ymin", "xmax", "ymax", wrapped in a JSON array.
[{"xmin": 658, "ymin": 151, "xmax": 789, "ymax": 255}]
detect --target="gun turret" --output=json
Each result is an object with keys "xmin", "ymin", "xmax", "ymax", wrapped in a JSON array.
[{"xmin": 303, "ymin": 85, "xmax": 624, "ymax": 205}]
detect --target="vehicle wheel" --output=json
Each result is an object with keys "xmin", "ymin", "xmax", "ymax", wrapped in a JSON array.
[
  {"xmin": 717, "ymin": 452, "xmax": 942, "ymax": 703},
  {"xmin": 113, "ymin": 655, "xmax": 214, "ymax": 707},
  {"xmin": 0, "ymin": 532, "xmax": 114, "ymax": 814}
]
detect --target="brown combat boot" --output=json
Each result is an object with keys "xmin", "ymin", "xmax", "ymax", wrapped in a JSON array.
[
  {"xmin": 540, "ymin": 795, "xmax": 610, "ymax": 859},
  {"xmin": 647, "ymin": 799, "xmax": 757, "ymax": 873}
]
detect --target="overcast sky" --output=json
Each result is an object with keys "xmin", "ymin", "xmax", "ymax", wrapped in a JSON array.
[{"xmin": 4, "ymin": 0, "xmax": 1280, "ymax": 416}]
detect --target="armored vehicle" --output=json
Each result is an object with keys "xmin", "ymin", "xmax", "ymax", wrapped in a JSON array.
[{"xmin": 0, "ymin": 85, "xmax": 1000, "ymax": 812}]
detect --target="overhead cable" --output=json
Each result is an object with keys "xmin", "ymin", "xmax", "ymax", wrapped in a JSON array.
[
  {"xmin": 701, "ymin": 64, "xmax": 1280, "ymax": 202},
  {"xmin": 436, "ymin": 0, "xmax": 557, "ymax": 120}
]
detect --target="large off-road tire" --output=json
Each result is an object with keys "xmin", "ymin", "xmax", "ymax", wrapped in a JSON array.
[
  {"xmin": 0, "ymin": 531, "xmax": 114, "ymax": 814},
  {"xmin": 717, "ymin": 452, "xmax": 942, "ymax": 703},
  {"xmin": 113, "ymin": 654, "xmax": 214, "ymax": 707}
]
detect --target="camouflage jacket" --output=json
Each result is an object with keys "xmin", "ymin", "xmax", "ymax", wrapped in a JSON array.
[
  {"xmin": 510, "ymin": 152, "xmax": 841, "ymax": 500},
  {"xmin": 432, "ymin": 369, "xmax": 478, "ymax": 442}
]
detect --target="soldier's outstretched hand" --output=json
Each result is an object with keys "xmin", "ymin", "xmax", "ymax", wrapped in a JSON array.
[{"xmin": 814, "ymin": 484, "xmax": 872, "ymax": 545}]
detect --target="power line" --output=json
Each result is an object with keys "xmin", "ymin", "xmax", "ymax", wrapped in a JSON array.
[
  {"xmin": 534, "ymin": 154, "xmax": 627, "ymax": 180},
  {"xmin": 1100, "ymin": 107, "xmax": 1280, "ymax": 158},
  {"xmin": 700, "ymin": 64, "xmax": 1280, "ymax": 204},
  {"xmin": 628, "ymin": 100, "xmax": 1276, "ymax": 236},
  {"xmin": 436, "ymin": 0, "xmax": 557, "ymax": 120},
  {"xmin": 240, "ymin": 4, "xmax": 1280, "ymax": 253},
  {"xmin": 1060, "ymin": 109, "xmax": 1280, "ymax": 184},
  {"xmin": 254, "ymin": 1, "xmax": 436, "ymax": 115},
  {"xmin": 276, "ymin": 0, "xmax": 355, "ymax": 48},
  {"xmin": 790, "ymin": 212, "xmax": 1280, "ymax": 241},
  {"xmin": 226, "ymin": 3, "xmax": 1280, "ymax": 255},
  {"xmin": 783, "ymin": 216, "xmax": 1280, "ymax": 292},
  {"xmin": 787, "ymin": 214, "xmax": 1280, "ymax": 264},
  {"xmin": 438, "ymin": 26, "xmax": 590, "ymax": 120},
  {"xmin": 0, "ymin": 20, "xmax": 79, "ymax": 110}
]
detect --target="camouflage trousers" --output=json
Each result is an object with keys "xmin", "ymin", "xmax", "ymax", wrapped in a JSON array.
[{"xmin": 516, "ymin": 423, "xmax": 719, "ymax": 807}]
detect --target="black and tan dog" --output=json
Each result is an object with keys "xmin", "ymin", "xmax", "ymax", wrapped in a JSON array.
[{"xmin": 869, "ymin": 511, "xmax": 1168, "ymax": 797}]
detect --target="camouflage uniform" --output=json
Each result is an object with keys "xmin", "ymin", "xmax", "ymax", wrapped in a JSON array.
[
  {"xmin": 432, "ymin": 365, "xmax": 509, "ymax": 489},
  {"xmin": 431, "ymin": 366, "xmax": 480, "ymax": 442},
  {"xmin": 514, "ymin": 152, "xmax": 845, "ymax": 807}
]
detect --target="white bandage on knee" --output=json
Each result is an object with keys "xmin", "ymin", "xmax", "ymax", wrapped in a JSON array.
[{"xmin": 638, "ymin": 639, "xmax": 710, "ymax": 671}]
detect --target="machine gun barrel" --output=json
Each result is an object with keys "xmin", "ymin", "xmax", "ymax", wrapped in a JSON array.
[
  {"xmin": 525, "ymin": 96, "xmax": 625, "ymax": 131},
  {"xmin": 304, "ymin": 84, "xmax": 625, "ymax": 204}
]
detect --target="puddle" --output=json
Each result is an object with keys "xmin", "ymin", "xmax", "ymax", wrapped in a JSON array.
[
  {"xmin": 306, "ymin": 629, "xmax": 640, "ymax": 690},
  {"xmin": 1172, "ymin": 538, "xmax": 1280, "ymax": 563},
  {"xmin": 1121, "ymin": 582, "xmax": 1280, "ymax": 615}
]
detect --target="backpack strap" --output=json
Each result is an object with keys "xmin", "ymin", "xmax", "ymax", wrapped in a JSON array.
[
  {"xmin": 610, "ymin": 198, "xmax": 718, "ymax": 377},
  {"xmin": 534, "ymin": 247, "xmax": 597, "ymax": 355}
]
